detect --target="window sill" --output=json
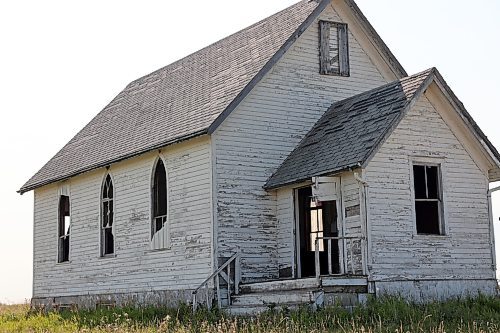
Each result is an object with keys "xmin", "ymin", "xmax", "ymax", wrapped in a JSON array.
[
  {"xmin": 99, "ymin": 254, "xmax": 116, "ymax": 259},
  {"xmin": 144, "ymin": 247, "xmax": 171, "ymax": 254},
  {"xmin": 412, "ymin": 234, "xmax": 450, "ymax": 241},
  {"xmin": 56, "ymin": 261, "xmax": 71, "ymax": 265}
]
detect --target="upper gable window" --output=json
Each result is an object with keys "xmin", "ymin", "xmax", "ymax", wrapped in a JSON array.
[
  {"xmin": 101, "ymin": 174, "xmax": 114, "ymax": 256},
  {"xmin": 58, "ymin": 195, "xmax": 71, "ymax": 263},
  {"xmin": 319, "ymin": 21, "xmax": 349, "ymax": 76},
  {"xmin": 413, "ymin": 164, "xmax": 444, "ymax": 235},
  {"xmin": 151, "ymin": 159, "xmax": 169, "ymax": 250}
]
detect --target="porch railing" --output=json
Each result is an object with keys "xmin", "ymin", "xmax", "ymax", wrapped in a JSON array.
[
  {"xmin": 314, "ymin": 236, "xmax": 366, "ymax": 278},
  {"xmin": 192, "ymin": 251, "xmax": 241, "ymax": 312}
]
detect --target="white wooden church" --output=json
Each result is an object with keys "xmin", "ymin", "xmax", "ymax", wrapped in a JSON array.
[{"xmin": 20, "ymin": 0, "xmax": 500, "ymax": 313}]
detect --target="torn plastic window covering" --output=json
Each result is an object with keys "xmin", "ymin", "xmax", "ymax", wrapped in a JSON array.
[
  {"xmin": 151, "ymin": 159, "xmax": 168, "ymax": 249},
  {"xmin": 101, "ymin": 174, "xmax": 114, "ymax": 255}
]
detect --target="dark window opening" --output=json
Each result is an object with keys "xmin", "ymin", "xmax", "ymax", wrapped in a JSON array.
[
  {"xmin": 101, "ymin": 175, "xmax": 114, "ymax": 256},
  {"xmin": 413, "ymin": 165, "xmax": 443, "ymax": 235},
  {"xmin": 152, "ymin": 159, "xmax": 168, "ymax": 248},
  {"xmin": 319, "ymin": 21, "xmax": 349, "ymax": 76},
  {"xmin": 58, "ymin": 195, "xmax": 70, "ymax": 263}
]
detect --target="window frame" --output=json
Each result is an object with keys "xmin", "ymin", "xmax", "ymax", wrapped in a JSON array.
[
  {"xmin": 410, "ymin": 160, "xmax": 446, "ymax": 236},
  {"xmin": 150, "ymin": 157, "xmax": 170, "ymax": 250},
  {"xmin": 100, "ymin": 173, "xmax": 115, "ymax": 257},
  {"xmin": 319, "ymin": 20, "xmax": 350, "ymax": 77},
  {"xmin": 57, "ymin": 194, "xmax": 71, "ymax": 263}
]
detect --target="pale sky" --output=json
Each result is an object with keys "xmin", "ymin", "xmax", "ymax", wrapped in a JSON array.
[{"xmin": 0, "ymin": 1, "xmax": 499, "ymax": 304}]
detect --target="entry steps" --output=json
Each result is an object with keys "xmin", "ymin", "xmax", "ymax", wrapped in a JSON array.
[{"xmin": 227, "ymin": 276, "xmax": 369, "ymax": 316}]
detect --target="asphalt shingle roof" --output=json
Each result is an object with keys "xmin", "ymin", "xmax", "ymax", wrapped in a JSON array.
[
  {"xmin": 264, "ymin": 69, "xmax": 435, "ymax": 189},
  {"xmin": 19, "ymin": 0, "xmax": 322, "ymax": 194}
]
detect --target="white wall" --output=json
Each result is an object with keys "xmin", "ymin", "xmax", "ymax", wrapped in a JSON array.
[
  {"xmin": 33, "ymin": 137, "xmax": 213, "ymax": 298},
  {"xmin": 213, "ymin": 4, "xmax": 389, "ymax": 282},
  {"xmin": 365, "ymin": 93, "xmax": 495, "ymax": 281}
]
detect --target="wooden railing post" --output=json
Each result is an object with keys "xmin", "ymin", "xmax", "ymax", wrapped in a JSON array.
[
  {"xmin": 235, "ymin": 254, "xmax": 241, "ymax": 295},
  {"xmin": 315, "ymin": 239, "xmax": 320, "ymax": 279},
  {"xmin": 227, "ymin": 263, "xmax": 231, "ymax": 305},
  {"xmin": 349, "ymin": 239, "xmax": 355, "ymax": 275},
  {"xmin": 215, "ymin": 275, "xmax": 221, "ymax": 308},
  {"xmin": 327, "ymin": 239, "xmax": 332, "ymax": 275},
  {"xmin": 205, "ymin": 284, "xmax": 210, "ymax": 308}
]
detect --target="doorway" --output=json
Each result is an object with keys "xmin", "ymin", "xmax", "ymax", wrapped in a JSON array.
[{"xmin": 296, "ymin": 187, "xmax": 340, "ymax": 278}]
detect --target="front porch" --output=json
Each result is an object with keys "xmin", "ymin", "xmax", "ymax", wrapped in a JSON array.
[
  {"xmin": 193, "ymin": 232, "xmax": 369, "ymax": 314},
  {"xmin": 230, "ymin": 275, "xmax": 369, "ymax": 316}
]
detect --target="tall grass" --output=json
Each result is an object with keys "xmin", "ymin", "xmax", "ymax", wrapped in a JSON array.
[{"xmin": 0, "ymin": 296, "xmax": 499, "ymax": 332}]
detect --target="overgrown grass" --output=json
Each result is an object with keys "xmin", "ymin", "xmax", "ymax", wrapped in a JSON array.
[{"xmin": 1, "ymin": 296, "xmax": 499, "ymax": 332}]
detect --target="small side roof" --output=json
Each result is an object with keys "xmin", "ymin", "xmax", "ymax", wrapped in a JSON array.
[{"xmin": 265, "ymin": 68, "xmax": 500, "ymax": 190}]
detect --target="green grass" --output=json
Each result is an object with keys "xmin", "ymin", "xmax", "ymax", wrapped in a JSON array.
[{"xmin": 1, "ymin": 296, "xmax": 499, "ymax": 332}]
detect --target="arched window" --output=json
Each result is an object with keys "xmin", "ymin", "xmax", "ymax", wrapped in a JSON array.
[
  {"xmin": 151, "ymin": 158, "xmax": 168, "ymax": 249},
  {"xmin": 101, "ymin": 174, "xmax": 114, "ymax": 256}
]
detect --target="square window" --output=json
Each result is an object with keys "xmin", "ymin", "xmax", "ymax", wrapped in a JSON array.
[
  {"xmin": 413, "ymin": 165, "xmax": 443, "ymax": 235},
  {"xmin": 319, "ymin": 21, "xmax": 349, "ymax": 76}
]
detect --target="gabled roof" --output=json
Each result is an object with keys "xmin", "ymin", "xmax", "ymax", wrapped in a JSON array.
[
  {"xmin": 265, "ymin": 68, "xmax": 500, "ymax": 189},
  {"xmin": 19, "ymin": 0, "xmax": 407, "ymax": 194}
]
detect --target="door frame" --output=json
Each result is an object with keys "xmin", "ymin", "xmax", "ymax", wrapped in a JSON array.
[{"xmin": 293, "ymin": 180, "xmax": 344, "ymax": 279}]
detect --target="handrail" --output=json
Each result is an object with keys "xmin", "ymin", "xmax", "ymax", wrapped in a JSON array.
[
  {"xmin": 192, "ymin": 251, "xmax": 241, "ymax": 311},
  {"xmin": 315, "ymin": 236, "xmax": 366, "ymax": 279}
]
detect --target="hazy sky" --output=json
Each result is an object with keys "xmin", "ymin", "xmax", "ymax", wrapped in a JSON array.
[{"xmin": 1, "ymin": 0, "xmax": 499, "ymax": 304}]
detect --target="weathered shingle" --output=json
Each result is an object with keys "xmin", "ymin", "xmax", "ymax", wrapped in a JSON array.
[
  {"xmin": 19, "ymin": 0, "xmax": 323, "ymax": 194},
  {"xmin": 264, "ymin": 69, "xmax": 436, "ymax": 189}
]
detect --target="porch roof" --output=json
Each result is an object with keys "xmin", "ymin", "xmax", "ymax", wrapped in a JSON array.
[{"xmin": 265, "ymin": 68, "xmax": 500, "ymax": 190}]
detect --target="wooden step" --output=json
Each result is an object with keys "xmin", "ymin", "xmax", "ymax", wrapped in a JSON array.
[
  {"xmin": 232, "ymin": 290, "xmax": 316, "ymax": 306},
  {"xmin": 240, "ymin": 278, "xmax": 319, "ymax": 293}
]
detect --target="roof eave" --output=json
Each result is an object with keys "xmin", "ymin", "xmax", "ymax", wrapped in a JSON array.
[
  {"xmin": 342, "ymin": 0, "xmax": 407, "ymax": 78},
  {"xmin": 264, "ymin": 163, "xmax": 361, "ymax": 191},
  {"xmin": 18, "ymin": 129, "xmax": 209, "ymax": 195},
  {"xmin": 431, "ymin": 70, "xmax": 500, "ymax": 168}
]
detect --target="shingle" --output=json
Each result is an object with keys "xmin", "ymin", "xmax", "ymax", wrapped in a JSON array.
[
  {"xmin": 19, "ymin": 0, "xmax": 321, "ymax": 194},
  {"xmin": 264, "ymin": 69, "xmax": 435, "ymax": 190}
]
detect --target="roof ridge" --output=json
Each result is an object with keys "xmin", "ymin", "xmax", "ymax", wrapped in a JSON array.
[{"xmin": 325, "ymin": 67, "xmax": 435, "ymax": 113}]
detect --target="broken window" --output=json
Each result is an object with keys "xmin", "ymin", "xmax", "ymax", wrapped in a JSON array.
[
  {"xmin": 151, "ymin": 159, "xmax": 168, "ymax": 249},
  {"xmin": 101, "ymin": 174, "xmax": 114, "ymax": 256},
  {"xmin": 319, "ymin": 21, "xmax": 349, "ymax": 76},
  {"xmin": 413, "ymin": 164, "xmax": 443, "ymax": 235},
  {"xmin": 58, "ymin": 195, "xmax": 70, "ymax": 263}
]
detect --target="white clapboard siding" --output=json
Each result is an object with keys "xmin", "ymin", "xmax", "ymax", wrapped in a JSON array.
[
  {"xmin": 213, "ymin": 4, "xmax": 389, "ymax": 282},
  {"xmin": 32, "ymin": 137, "xmax": 213, "ymax": 298},
  {"xmin": 365, "ymin": 94, "xmax": 494, "ymax": 281},
  {"xmin": 276, "ymin": 187, "xmax": 295, "ymax": 278}
]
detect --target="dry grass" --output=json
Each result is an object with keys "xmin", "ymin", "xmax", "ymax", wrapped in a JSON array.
[{"xmin": 0, "ymin": 296, "xmax": 499, "ymax": 332}]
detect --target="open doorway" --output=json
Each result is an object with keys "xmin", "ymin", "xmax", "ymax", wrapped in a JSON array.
[{"xmin": 296, "ymin": 187, "xmax": 340, "ymax": 278}]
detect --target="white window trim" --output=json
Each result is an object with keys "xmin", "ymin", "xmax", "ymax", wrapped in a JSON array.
[
  {"xmin": 57, "ymin": 184, "xmax": 71, "ymax": 264},
  {"xmin": 149, "ymin": 155, "xmax": 171, "ymax": 251},
  {"xmin": 409, "ymin": 158, "xmax": 448, "ymax": 238},
  {"xmin": 100, "ymin": 172, "xmax": 116, "ymax": 258}
]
